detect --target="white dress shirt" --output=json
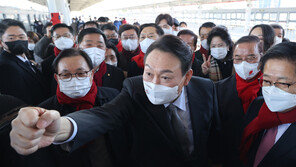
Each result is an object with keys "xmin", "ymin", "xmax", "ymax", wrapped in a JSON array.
[{"xmin": 275, "ymin": 123, "xmax": 291, "ymax": 143}]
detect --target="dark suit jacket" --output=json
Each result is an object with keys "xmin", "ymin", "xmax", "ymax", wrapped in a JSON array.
[
  {"xmin": 215, "ymin": 75, "xmax": 262, "ymax": 167},
  {"xmin": 0, "ymin": 51, "xmax": 48, "ymax": 105},
  {"xmin": 244, "ymin": 97, "xmax": 296, "ymax": 167},
  {"xmin": 67, "ymin": 76, "xmax": 221, "ymax": 167}
]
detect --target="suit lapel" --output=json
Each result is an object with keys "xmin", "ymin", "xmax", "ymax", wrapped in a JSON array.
[{"xmin": 259, "ymin": 123, "xmax": 296, "ymax": 166}]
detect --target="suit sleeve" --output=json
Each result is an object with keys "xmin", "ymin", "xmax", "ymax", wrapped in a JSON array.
[
  {"xmin": 66, "ymin": 78, "xmax": 134, "ymax": 151},
  {"xmin": 34, "ymin": 36, "xmax": 52, "ymax": 59}
]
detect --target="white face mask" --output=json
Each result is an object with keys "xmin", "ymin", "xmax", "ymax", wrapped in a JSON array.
[
  {"xmin": 179, "ymin": 27, "xmax": 186, "ymax": 31},
  {"xmin": 201, "ymin": 39, "xmax": 209, "ymax": 50},
  {"xmin": 143, "ymin": 76, "xmax": 185, "ymax": 105},
  {"xmin": 262, "ymin": 86, "xmax": 296, "ymax": 112},
  {"xmin": 172, "ymin": 30, "xmax": 179, "ymax": 36},
  {"xmin": 28, "ymin": 43, "xmax": 35, "ymax": 51},
  {"xmin": 122, "ymin": 39, "xmax": 139, "ymax": 51},
  {"xmin": 274, "ymin": 36, "xmax": 283, "ymax": 45},
  {"xmin": 211, "ymin": 47, "xmax": 228, "ymax": 60},
  {"xmin": 59, "ymin": 77, "xmax": 92, "ymax": 99},
  {"xmin": 140, "ymin": 38, "xmax": 155, "ymax": 54},
  {"xmin": 83, "ymin": 47, "xmax": 106, "ymax": 67},
  {"xmin": 234, "ymin": 61, "xmax": 259, "ymax": 80},
  {"xmin": 105, "ymin": 60, "xmax": 117, "ymax": 67},
  {"xmin": 162, "ymin": 27, "xmax": 173, "ymax": 35},
  {"xmin": 54, "ymin": 37, "xmax": 74, "ymax": 50}
]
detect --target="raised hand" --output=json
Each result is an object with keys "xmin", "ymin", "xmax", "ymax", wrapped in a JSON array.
[{"xmin": 201, "ymin": 54, "xmax": 212, "ymax": 75}]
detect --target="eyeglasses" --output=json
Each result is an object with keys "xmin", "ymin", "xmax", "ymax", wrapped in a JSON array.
[
  {"xmin": 258, "ymin": 76, "xmax": 296, "ymax": 90},
  {"xmin": 57, "ymin": 70, "xmax": 91, "ymax": 82},
  {"xmin": 233, "ymin": 55, "xmax": 258, "ymax": 64}
]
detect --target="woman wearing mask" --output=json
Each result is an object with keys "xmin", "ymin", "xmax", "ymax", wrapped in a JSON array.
[
  {"xmin": 155, "ymin": 14, "xmax": 174, "ymax": 35},
  {"xmin": 105, "ymin": 42, "xmax": 121, "ymax": 67},
  {"xmin": 249, "ymin": 24, "xmax": 275, "ymax": 53},
  {"xmin": 201, "ymin": 26, "xmax": 233, "ymax": 81},
  {"xmin": 241, "ymin": 42, "xmax": 296, "ymax": 167},
  {"xmin": 127, "ymin": 23, "xmax": 164, "ymax": 77}
]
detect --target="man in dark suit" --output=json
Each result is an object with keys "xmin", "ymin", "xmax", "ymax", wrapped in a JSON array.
[
  {"xmin": 215, "ymin": 36, "xmax": 264, "ymax": 167},
  {"xmin": 240, "ymin": 42, "xmax": 296, "ymax": 167},
  {"xmin": 0, "ymin": 19, "xmax": 48, "ymax": 105},
  {"xmin": 10, "ymin": 35, "xmax": 221, "ymax": 167}
]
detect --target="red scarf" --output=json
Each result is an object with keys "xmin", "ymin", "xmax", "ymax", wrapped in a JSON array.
[
  {"xmin": 240, "ymin": 103, "xmax": 296, "ymax": 163},
  {"xmin": 94, "ymin": 61, "xmax": 107, "ymax": 87},
  {"xmin": 54, "ymin": 47, "xmax": 62, "ymax": 57},
  {"xmin": 199, "ymin": 46, "xmax": 209, "ymax": 59},
  {"xmin": 116, "ymin": 40, "xmax": 123, "ymax": 52},
  {"xmin": 192, "ymin": 52, "xmax": 196, "ymax": 63},
  {"xmin": 56, "ymin": 81, "xmax": 98, "ymax": 111},
  {"xmin": 131, "ymin": 51, "xmax": 145, "ymax": 69},
  {"xmin": 121, "ymin": 45, "xmax": 141, "ymax": 62},
  {"xmin": 236, "ymin": 72, "xmax": 262, "ymax": 113}
]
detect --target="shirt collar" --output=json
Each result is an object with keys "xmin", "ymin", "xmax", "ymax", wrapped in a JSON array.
[
  {"xmin": 164, "ymin": 87, "xmax": 186, "ymax": 111},
  {"xmin": 16, "ymin": 55, "xmax": 28, "ymax": 62}
]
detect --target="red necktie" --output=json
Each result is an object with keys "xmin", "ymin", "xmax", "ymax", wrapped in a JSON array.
[{"xmin": 253, "ymin": 127, "xmax": 278, "ymax": 167}]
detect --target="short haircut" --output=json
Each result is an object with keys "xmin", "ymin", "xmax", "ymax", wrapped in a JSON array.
[
  {"xmin": 260, "ymin": 42, "xmax": 296, "ymax": 74},
  {"xmin": 106, "ymin": 42, "xmax": 121, "ymax": 63},
  {"xmin": 155, "ymin": 14, "xmax": 173, "ymax": 27},
  {"xmin": 27, "ymin": 31, "xmax": 40, "ymax": 43},
  {"xmin": 249, "ymin": 24, "xmax": 275, "ymax": 52},
  {"xmin": 118, "ymin": 24, "xmax": 139, "ymax": 37},
  {"xmin": 83, "ymin": 21, "xmax": 99, "ymax": 29},
  {"xmin": 0, "ymin": 19, "xmax": 26, "ymax": 37},
  {"xmin": 98, "ymin": 17, "xmax": 108, "ymax": 23},
  {"xmin": 145, "ymin": 35, "xmax": 192, "ymax": 75},
  {"xmin": 50, "ymin": 23, "xmax": 74, "ymax": 35},
  {"xmin": 207, "ymin": 26, "xmax": 233, "ymax": 59},
  {"xmin": 101, "ymin": 23, "xmax": 118, "ymax": 32},
  {"xmin": 43, "ymin": 22, "xmax": 53, "ymax": 34},
  {"xmin": 233, "ymin": 35, "xmax": 263, "ymax": 55},
  {"xmin": 173, "ymin": 18, "xmax": 179, "ymax": 27},
  {"xmin": 139, "ymin": 23, "xmax": 164, "ymax": 37},
  {"xmin": 52, "ymin": 48, "xmax": 93, "ymax": 73},
  {"xmin": 77, "ymin": 28, "xmax": 107, "ymax": 44},
  {"xmin": 177, "ymin": 29, "xmax": 198, "ymax": 46},
  {"xmin": 271, "ymin": 24, "xmax": 285, "ymax": 37},
  {"xmin": 198, "ymin": 22, "xmax": 216, "ymax": 35},
  {"xmin": 179, "ymin": 22, "xmax": 187, "ymax": 26}
]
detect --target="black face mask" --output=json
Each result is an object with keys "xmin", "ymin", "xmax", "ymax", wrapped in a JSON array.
[
  {"xmin": 5, "ymin": 40, "xmax": 28, "ymax": 55},
  {"xmin": 108, "ymin": 38, "xmax": 119, "ymax": 46}
]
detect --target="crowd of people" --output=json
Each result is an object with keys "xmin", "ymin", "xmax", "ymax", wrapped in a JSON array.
[{"xmin": 0, "ymin": 12, "xmax": 295, "ymax": 167}]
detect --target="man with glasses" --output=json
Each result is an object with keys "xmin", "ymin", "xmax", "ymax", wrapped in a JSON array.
[
  {"xmin": 215, "ymin": 36, "xmax": 264, "ymax": 166},
  {"xmin": 41, "ymin": 23, "xmax": 75, "ymax": 96},
  {"xmin": 117, "ymin": 24, "xmax": 141, "ymax": 74},
  {"xmin": 0, "ymin": 19, "xmax": 48, "ymax": 105},
  {"xmin": 13, "ymin": 48, "xmax": 119, "ymax": 167},
  {"xmin": 240, "ymin": 42, "xmax": 296, "ymax": 167}
]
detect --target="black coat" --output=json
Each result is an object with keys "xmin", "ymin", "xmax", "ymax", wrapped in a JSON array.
[
  {"xmin": 0, "ymin": 51, "xmax": 48, "ymax": 105},
  {"xmin": 3, "ymin": 87, "xmax": 119, "ymax": 167},
  {"xmin": 67, "ymin": 76, "xmax": 221, "ymax": 167},
  {"xmin": 244, "ymin": 97, "xmax": 296, "ymax": 167},
  {"xmin": 215, "ymin": 75, "xmax": 261, "ymax": 167}
]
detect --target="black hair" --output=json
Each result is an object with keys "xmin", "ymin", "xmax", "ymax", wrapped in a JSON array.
[
  {"xmin": 42, "ymin": 22, "xmax": 53, "ymax": 34},
  {"xmin": 101, "ymin": 23, "xmax": 118, "ymax": 32},
  {"xmin": 271, "ymin": 24, "xmax": 285, "ymax": 37},
  {"xmin": 155, "ymin": 14, "xmax": 173, "ymax": 27},
  {"xmin": 249, "ymin": 24, "xmax": 275, "ymax": 52},
  {"xmin": 145, "ymin": 35, "xmax": 192, "ymax": 75},
  {"xmin": 233, "ymin": 35, "xmax": 263, "ymax": 55},
  {"xmin": 83, "ymin": 21, "xmax": 99, "ymax": 29},
  {"xmin": 139, "ymin": 23, "xmax": 164, "ymax": 37},
  {"xmin": 179, "ymin": 22, "xmax": 187, "ymax": 26},
  {"xmin": 52, "ymin": 48, "xmax": 93, "ymax": 73},
  {"xmin": 50, "ymin": 23, "xmax": 74, "ymax": 35},
  {"xmin": 77, "ymin": 28, "xmax": 107, "ymax": 45},
  {"xmin": 173, "ymin": 18, "xmax": 179, "ymax": 27},
  {"xmin": 118, "ymin": 24, "xmax": 139, "ymax": 37},
  {"xmin": 198, "ymin": 22, "xmax": 216, "ymax": 35},
  {"xmin": 207, "ymin": 26, "xmax": 233, "ymax": 59},
  {"xmin": 177, "ymin": 29, "xmax": 198, "ymax": 47},
  {"xmin": 260, "ymin": 42, "xmax": 296, "ymax": 73},
  {"xmin": 106, "ymin": 42, "xmax": 121, "ymax": 63},
  {"xmin": 98, "ymin": 17, "xmax": 108, "ymax": 23},
  {"xmin": 0, "ymin": 19, "xmax": 26, "ymax": 37}
]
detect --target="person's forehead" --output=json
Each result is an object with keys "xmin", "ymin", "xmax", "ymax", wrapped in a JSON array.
[
  {"xmin": 159, "ymin": 19, "xmax": 169, "ymax": 25},
  {"xmin": 106, "ymin": 48, "xmax": 116, "ymax": 55},
  {"xmin": 83, "ymin": 33, "xmax": 104, "ymax": 42},
  {"xmin": 4, "ymin": 26, "xmax": 26, "ymax": 35},
  {"xmin": 264, "ymin": 59, "xmax": 296, "ymax": 79},
  {"xmin": 122, "ymin": 29, "xmax": 137, "ymax": 35},
  {"xmin": 53, "ymin": 27, "xmax": 70, "ymax": 35},
  {"xmin": 104, "ymin": 29, "xmax": 116, "ymax": 34},
  {"xmin": 250, "ymin": 27, "xmax": 263, "ymax": 35},
  {"xmin": 179, "ymin": 34, "xmax": 195, "ymax": 43},
  {"xmin": 200, "ymin": 27, "xmax": 212, "ymax": 34},
  {"xmin": 141, "ymin": 27, "xmax": 157, "ymax": 34},
  {"xmin": 234, "ymin": 42, "xmax": 258, "ymax": 55},
  {"xmin": 273, "ymin": 28, "xmax": 283, "ymax": 34},
  {"xmin": 211, "ymin": 36, "xmax": 224, "ymax": 44},
  {"xmin": 145, "ymin": 49, "xmax": 182, "ymax": 73},
  {"xmin": 58, "ymin": 55, "xmax": 89, "ymax": 72}
]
